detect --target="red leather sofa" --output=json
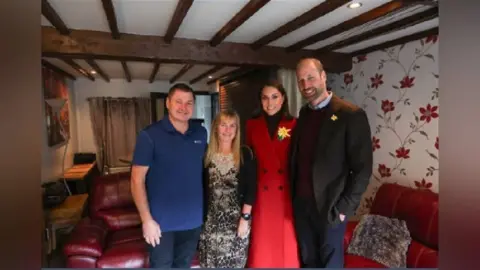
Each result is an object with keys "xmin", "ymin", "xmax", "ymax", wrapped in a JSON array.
[
  {"xmin": 63, "ymin": 172, "xmax": 148, "ymax": 268},
  {"xmin": 343, "ymin": 183, "xmax": 438, "ymax": 268},
  {"xmin": 63, "ymin": 171, "xmax": 202, "ymax": 268}
]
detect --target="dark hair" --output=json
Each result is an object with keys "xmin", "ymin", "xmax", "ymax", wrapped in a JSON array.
[
  {"xmin": 168, "ymin": 83, "xmax": 194, "ymax": 99},
  {"xmin": 252, "ymin": 81, "xmax": 293, "ymax": 119}
]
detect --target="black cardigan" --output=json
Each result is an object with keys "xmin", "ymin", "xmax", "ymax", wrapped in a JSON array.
[{"xmin": 203, "ymin": 145, "xmax": 257, "ymax": 220}]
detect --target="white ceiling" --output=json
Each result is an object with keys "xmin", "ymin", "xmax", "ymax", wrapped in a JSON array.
[
  {"xmin": 305, "ymin": 4, "xmax": 433, "ymax": 50},
  {"xmin": 337, "ymin": 17, "xmax": 439, "ymax": 53},
  {"xmin": 41, "ymin": 0, "xmax": 438, "ymax": 82}
]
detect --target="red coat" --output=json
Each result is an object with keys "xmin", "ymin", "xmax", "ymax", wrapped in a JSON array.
[{"xmin": 246, "ymin": 115, "xmax": 300, "ymax": 268}]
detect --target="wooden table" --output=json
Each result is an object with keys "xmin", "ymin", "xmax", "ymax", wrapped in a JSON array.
[
  {"xmin": 45, "ymin": 194, "xmax": 89, "ymax": 251},
  {"xmin": 62, "ymin": 162, "xmax": 96, "ymax": 194},
  {"xmin": 63, "ymin": 162, "xmax": 96, "ymax": 179}
]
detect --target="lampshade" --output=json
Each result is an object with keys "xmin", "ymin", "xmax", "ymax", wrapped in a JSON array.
[{"xmin": 45, "ymin": 98, "xmax": 67, "ymax": 113}]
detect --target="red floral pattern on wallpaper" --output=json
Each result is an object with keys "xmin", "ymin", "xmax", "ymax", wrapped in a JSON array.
[{"xmin": 328, "ymin": 35, "xmax": 439, "ymax": 216}]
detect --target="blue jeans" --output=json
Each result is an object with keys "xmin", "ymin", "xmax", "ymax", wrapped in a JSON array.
[{"xmin": 148, "ymin": 226, "xmax": 201, "ymax": 268}]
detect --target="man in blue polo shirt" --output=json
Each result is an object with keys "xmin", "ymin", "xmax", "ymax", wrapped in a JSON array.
[{"xmin": 130, "ymin": 83, "xmax": 207, "ymax": 268}]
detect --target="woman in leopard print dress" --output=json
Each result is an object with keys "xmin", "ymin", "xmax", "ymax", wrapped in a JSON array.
[{"xmin": 199, "ymin": 110, "xmax": 257, "ymax": 268}]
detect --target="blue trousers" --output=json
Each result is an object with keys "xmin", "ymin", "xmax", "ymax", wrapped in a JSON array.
[
  {"xmin": 148, "ymin": 226, "xmax": 201, "ymax": 268},
  {"xmin": 294, "ymin": 201, "xmax": 348, "ymax": 268}
]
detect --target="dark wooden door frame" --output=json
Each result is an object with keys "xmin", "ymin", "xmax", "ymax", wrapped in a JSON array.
[
  {"xmin": 150, "ymin": 92, "xmax": 168, "ymax": 123},
  {"xmin": 210, "ymin": 92, "xmax": 219, "ymax": 121}
]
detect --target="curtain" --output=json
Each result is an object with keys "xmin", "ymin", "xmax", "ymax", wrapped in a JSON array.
[
  {"xmin": 277, "ymin": 68, "xmax": 306, "ymax": 117},
  {"xmin": 88, "ymin": 97, "xmax": 106, "ymax": 172},
  {"xmin": 88, "ymin": 97, "xmax": 151, "ymax": 172},
  {"xmin": 134, "ymin": 98, "xmax": 151, "ymax": 134}
]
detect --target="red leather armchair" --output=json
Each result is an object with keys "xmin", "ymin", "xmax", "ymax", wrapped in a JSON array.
[
  {"xmin": 343, "ymin": 183, "xmax": 438, "ymax": 268},
  {"xmin": 63, "ymin": 172, "xmax": 148, "ymax": 268}
]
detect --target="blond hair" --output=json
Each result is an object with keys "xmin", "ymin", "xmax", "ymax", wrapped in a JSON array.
[{"xmin": 204, "ymin": 109, "xmax": 242, "ymax": 170}]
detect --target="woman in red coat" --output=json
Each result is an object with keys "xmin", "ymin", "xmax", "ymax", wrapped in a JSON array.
[{"xmin": 246, "ymin": 81, "xmax": 300, "ymax": 268}]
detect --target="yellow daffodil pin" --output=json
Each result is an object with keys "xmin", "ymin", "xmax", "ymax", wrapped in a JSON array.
[
  {"xmin": 331, "ymin": 114, "xmax": 338, "ymax": 121},
  {"xmin": 277, "ymin": 126, "xmax": 291, "ymax": 141}
]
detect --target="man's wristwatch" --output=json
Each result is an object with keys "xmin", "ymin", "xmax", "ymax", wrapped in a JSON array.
[{"xmin": 241, "ymin": 213, "xmax": 251, "ymax": 220}]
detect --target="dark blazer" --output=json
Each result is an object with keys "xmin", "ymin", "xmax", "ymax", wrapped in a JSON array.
[
  {"xmin": 289, "ymin": 94, "xmax": 373, "ymax": 226},
  {"xmin": 203, "ymin": 145, "xmax": 257, "ymax": 220}
]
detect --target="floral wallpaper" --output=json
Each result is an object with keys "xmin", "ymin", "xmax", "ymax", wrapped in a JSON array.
[{"xmin": 327, "ymin": 35, "xmax": 439, "ymax": 216}]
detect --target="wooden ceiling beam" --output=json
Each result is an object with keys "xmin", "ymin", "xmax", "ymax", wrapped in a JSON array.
[
  {"xmin": 62, "ymin": 59, "xmax": 95, "ymax": 81},
  {"xmin": 350, "ymin": 27, "xmax": 438, "ymax": 56},
  {"xmin": 101, "ymin": 0, "xmax": 120, "ymax": 39},
  {"xmin": 251, "ymin": 0, "xmax": 350, "ymax": 50},
  {"xmin": 206, "ymin": 67, "xmax": 254, "ymax": 85},
  {"xmin": 85, "ymin": 59, "xmax": 110, "ymax": 82},
  {"xmin": 286, "ymin": 0, "xmax": 413, "ymax": 52},
  {"xmin": 41, "ymin": 0, "xmax": 70, "ymax": 35},
  {"xmin": 318, "ymin": 6, "xmax": 439, "ymax": 53},
  {"xmin": 209, "ymin": 0, "xmax": 271, "ymax": 47},
  {"xmin": 149, "ymin": 63, "xmax": 160, "ymax": 83},
  {"xmin": 121, "ymin": 61, "xmax": 131, "ymax": 82},
  {"xmin": 41, "ymin": 59, "xmax": 76, "ymax": 80},
  {"xmin": 170, "ymin": 64, "xmax": 194, "ymax": 83},
  {"xmin": 42, "ymin": 27, "xmax": 352, "ymax": 72},
  {"xmin": 410, "ymin": 0, "xmax": 438, "ymax": 6},
  {"xmin": 164, "ymin": 0, "xmax": 194, "ymax": 43},
  {"xmin": 190, "ymin": 65, "xmax": 225, "ymax": 84}
]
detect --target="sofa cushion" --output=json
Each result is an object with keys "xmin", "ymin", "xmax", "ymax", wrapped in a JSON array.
[
  {"xmin": 407, "ymin": 239, "xmax": 438, "ymax": 268},
  {"xmin": 90, "ymin": 172, "xmax": 134, "ymax": 214},
  {"xmin": 66, "ymin": 255, "xmax": 97, "ymax": 268},
  {"xmin": 343, "ymin": 220, "xmax": 359, "ymax": 252},
  {"xmin": 391, "ymin": 189, "xmax": 438, "ymax": 249},
  {"xmin": 370, "ymin": 183, "xmax": 438, "ymax": 249},
  {"xmin": 344, "ymin": 255, "xmax": 386, "ymax": 268},
  {"xmin": 97, "ymin": 240, "xmax": 148, "ymax": 268},
  {"xmin": 191, "ymin": 252, "xmax": 200, "ymax": 268},
  {"xmin": 96, "ymin": 207, "xmax": 141, "ymax": 231},
  {"xmin": 108, "ymin": 227, "xmax": 143, "ymax": 247},
  {"xmin": 346, "ymin": 214, "xmax": 412, "ymax": 268},
  {"xmin": 63, "ymin": 218, "xmax": 108, "ymax": 257}
]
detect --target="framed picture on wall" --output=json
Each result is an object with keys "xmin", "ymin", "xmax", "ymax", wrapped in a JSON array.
[{"xmin": 42, "ymin": 67, "xmax": 70, "ymax": 147}]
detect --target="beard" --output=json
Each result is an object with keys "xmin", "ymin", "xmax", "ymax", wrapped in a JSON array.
[{"xmin": 301, "ymin": 86, "xmax": 325, "ymax": 102}]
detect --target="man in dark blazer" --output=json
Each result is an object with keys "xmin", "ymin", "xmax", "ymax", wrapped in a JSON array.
[{"xmin": 289, "ymin": 58, "xmax": 373, "ymax": 268}]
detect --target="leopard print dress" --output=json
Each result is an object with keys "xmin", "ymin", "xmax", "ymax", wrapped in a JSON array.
[{"xmin": 198, "ymin": 153, "xmax": 250, "ymax": 268}]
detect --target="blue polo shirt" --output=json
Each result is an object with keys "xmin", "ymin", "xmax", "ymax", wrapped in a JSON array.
[{"xmin": 131, "ymin": 116, "xmax": 207, "ymax": 232}]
